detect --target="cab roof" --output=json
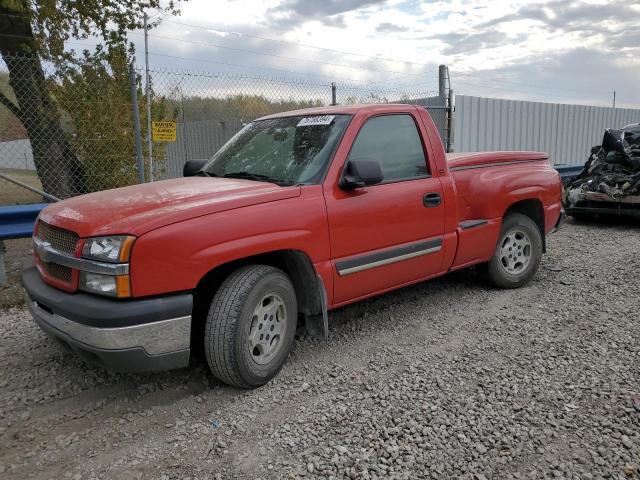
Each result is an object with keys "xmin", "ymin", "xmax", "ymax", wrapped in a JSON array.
[{"xmin": 256, "ymin": 103, "xmax": 422, "ymax": 121}]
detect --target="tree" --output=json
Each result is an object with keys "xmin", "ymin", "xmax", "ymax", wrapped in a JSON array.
[
  {"xmin": 0, "ymin": 0, "xmax": 182, "ymax": 198},
  {"xmin": 174, "ymin": 94, "xmax": 325, "ymax": 123},
  {"xmin": 53, "ymin": 43, "xmax": 176, "ymax": 191}
]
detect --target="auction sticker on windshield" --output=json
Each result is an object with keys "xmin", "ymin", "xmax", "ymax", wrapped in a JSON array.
[{"xmin": 297, "ymin": 115, "xmax": 335, "ymax": 127}]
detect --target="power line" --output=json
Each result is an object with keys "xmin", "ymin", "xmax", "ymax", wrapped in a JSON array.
[
  {"xmin": 144, "ymin": 56, "xmax": 437, "ymax": 97},
  {"xmin": 453, "ymin": 78, "xmax": 610, "ymax": 102},
  {"xmin": 128, "ymin": 31, "xmax": 428, "ymax": 79},
  {"xmin": 161, "ymin": 19, "xmax": 439, "ymax": 71},
  {"xmin": 0, "ymin": 12, "xmax": 32, "ymax": 19},
  {"xmin": 0, "ymin": 32, "xmax": 431, "ymax": 84},
  {"xmin": 0, "ymin": 32, "xmax": 34, "ymax": 40},
  {"xmin": 454, "ymin": 70, "xmax": 605, "ymax": 96},
  {"xmin": 453, "ymin": 76, "xmax": 601, "ymax": 99},
  {"xmin": 0, "ymin": 11, "xmax": 438, "ymax": 80},
  {"xmin": 0, "ymin": 14, "xmax": 612, "ymax": 101},
  {"xmin": 148, "ymin": 51, "xmax": 375, "ymax": 85}
]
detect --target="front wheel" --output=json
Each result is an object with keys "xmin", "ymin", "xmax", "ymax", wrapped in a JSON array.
[
  {"xmin": 480, "ymin": 213, "xmax": 543, "ymax": 289},
  {"xmin": 204, "ymin": 265, "xmax": 297, "ymax": 388}
]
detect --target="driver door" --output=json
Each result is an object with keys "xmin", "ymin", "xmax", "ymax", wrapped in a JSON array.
[{"xmin": 324, "ymin": 112, "xmax": 445, "ymax": 305}]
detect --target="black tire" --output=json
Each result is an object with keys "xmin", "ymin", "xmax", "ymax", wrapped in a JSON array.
[
  {"xmin": 204, "ymin": 265, "xmax": 297, "ymax": 388},
  {"xmin": 480, "ymin": 213, "xmax": 543, "ymax": 289}
]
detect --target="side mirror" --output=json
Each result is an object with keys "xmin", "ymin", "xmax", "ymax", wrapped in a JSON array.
[
  {"xmin": 183, "ymin": 159, "xmax": 208, "ymax": 177},
  {"xmin": 339, "ymin": 158, "xmax": 384, "ymax": 189}
]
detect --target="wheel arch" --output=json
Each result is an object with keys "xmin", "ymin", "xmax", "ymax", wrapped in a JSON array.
[
  {"xmin": 503, "ymin": 198, "xmax": 546, "ymax": 252},
  {"xmin": 191, "ymin": 249, "xmax": 328, "ymax": 348}
]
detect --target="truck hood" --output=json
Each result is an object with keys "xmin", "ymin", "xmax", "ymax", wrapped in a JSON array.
[{"xmin": 39, "ymin": 177, "xmax": 301, "ymax": 237}]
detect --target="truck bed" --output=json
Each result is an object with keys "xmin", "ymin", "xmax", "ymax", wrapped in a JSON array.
[{"xmin": 446, "ymin": 151, "xmax": 549, "ymax": 170}]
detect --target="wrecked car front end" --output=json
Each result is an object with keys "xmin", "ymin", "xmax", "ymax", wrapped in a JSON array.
[{"xmin": 565, "ymin": 123, "xmax": 640, "ymax": 219}]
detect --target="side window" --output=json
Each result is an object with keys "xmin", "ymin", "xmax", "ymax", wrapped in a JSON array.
[{"xmin": 347, "ymin": 114, "xmax": 428, "ymax": 182}]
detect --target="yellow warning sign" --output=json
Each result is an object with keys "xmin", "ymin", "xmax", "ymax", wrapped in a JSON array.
[{"xmin": 152, "ymin": 121, "xmax": 176, "ymax": 142}]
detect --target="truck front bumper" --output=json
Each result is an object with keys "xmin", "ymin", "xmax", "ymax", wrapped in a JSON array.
[{"xmin": 22, "ymin": 265, "xmax": 192, "ymax": 373}]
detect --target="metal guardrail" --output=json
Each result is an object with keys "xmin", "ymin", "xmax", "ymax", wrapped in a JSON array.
[{"xmin": 0, "ymin": 203, "xmax": 48, "ymax": 285}]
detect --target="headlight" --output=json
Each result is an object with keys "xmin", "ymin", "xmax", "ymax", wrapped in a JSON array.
[
  {"xmin": 79, "ymin": 272, "xmax": 131, "ymax": 298},
  {"xmin": 82, "ymin": 236, "xmax": 135, "ymax": 263}
]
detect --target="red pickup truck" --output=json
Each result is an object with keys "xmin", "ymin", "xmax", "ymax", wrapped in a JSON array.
[{"xmin": 23, "ymin": 104, "xmax": 563, "ymax": 388}]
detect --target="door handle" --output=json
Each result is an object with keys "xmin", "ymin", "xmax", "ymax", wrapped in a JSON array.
[{"xmin": 423, "ymin": 192, "xmax": 441, "ymax": 207}]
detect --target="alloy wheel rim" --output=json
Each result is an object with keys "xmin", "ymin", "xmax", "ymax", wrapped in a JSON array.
[
  {"xmin": 248, "ymin": 293, "xmax": 286, "ymax": 365},
  {"xmin": 499, "ymin": 229, "xmax": 532, "ymax": 275}
]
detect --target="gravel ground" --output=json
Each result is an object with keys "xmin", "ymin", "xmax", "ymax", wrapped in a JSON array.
[
  {"xmin": 0, "ymin": 238, "xmax": 30, "ymax": 308},
  {"xmin": 0, "ymin": 219, "xmax": 639, "ymax": 480}
]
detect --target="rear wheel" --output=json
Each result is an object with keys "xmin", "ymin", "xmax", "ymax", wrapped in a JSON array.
[
  {"xmin": 481, "ymin": 213, "xmax": 542, "ymax": 288},
  {"xmin": 204, "ymin": 265, "xmax": 297, "ymax": 388}
]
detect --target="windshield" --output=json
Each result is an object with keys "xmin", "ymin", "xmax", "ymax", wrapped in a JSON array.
[{"xmin": 203, "ymin": 114, "xmax": 351, "ymax": 186}]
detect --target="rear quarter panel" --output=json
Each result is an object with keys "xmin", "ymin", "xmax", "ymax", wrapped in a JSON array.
[{"xmin": 450, "ymin": 160, "xmax": 562, "ymax": 268}]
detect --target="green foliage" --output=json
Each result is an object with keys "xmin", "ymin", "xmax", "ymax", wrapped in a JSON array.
[
  {"xmin": 0, "ymin": 0, "xmax": 185, "ymax": 199},
  {"xmin": 51, "ymin": 43, "xmax": 175, "ymax": 191},
  {"xmin": 1, "ymin": 0, "xmax": 183, "ymax": 59},
  {"xmin": 175, "ymin": 95, "xmax": 325, "ymax": 123}
]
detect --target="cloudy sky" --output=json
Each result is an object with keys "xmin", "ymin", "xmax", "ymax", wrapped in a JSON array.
[{"xmin": 123, "ymin": 0, "xmax": 639, "ymax": 107}]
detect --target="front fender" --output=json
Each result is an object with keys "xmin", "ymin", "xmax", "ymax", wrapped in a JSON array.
[{"xmin": 129, "ymin": 187, "xmax": 331, "ymax": 297}]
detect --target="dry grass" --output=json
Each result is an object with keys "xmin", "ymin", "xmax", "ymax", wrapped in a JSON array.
[{"xmin": 0, "ymin": 168, "xmax": 43, "ymax": 205}]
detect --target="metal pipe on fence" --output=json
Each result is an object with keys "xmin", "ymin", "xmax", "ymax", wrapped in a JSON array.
[
  {"xmin": 446, "ymin": 88, "xmax": 455, "ymax": 153},
  {"xmin": 438, "ymin": 65, "xmax": 447, "ymax": 100},
  {"xmin": 144, "ymin": 12, "xmax": 154, "ymax": 182},
  {"xmin": 331, "ymin": 82, "xmax": 337, "ymax": 106},
  {"xmin": 0, "ymin": 172, "xmax": 60, "ymax": 202},
  {"xmin": 129, "ymin": 63, "xmax": 145, "ymax": 184}
]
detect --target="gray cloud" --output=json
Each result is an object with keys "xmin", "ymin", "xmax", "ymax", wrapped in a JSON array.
[
  {"xmin": 425, "ymin": 31, "xmax": 510, "ymax": 55},
  {"xmin": 271, "ymin": 0, "xmax": 386, "ymax": 17},
  {"xmin": 375, "ymin": 22, "xmax": 408, "ymax": 33},
  {"xmin": 142, "ymin": 21, "xmax": 416, "ymax": 88},
  {"xmin": 456, "ymin": 0, "xmax": 640, "ymax": 86},
  {"xmin": 456, "ymin": 47, "xmax": 639, "ymax": 107},
  {"xmin": 133, "ymin": 1, "xmax": 640, "ymax": 108},
  {"xmin": 480, "ymin": 0, "xmax": 640, "ymax": 34},
  {"xmin": 606, "ymin": 29, "xmax": 640, "ymax": 50},
  {"xmin": 266, "ymin": 0, "xmax": 387, "ymax": 28}
]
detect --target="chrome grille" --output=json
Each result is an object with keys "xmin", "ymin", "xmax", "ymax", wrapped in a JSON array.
[
  {"xmin": 36, "ymin": 221, "xmax": 79, "ymax": 254},
  {"xmin": 42, "ymin": 261, "xmax": 72, "ymax": 283}
]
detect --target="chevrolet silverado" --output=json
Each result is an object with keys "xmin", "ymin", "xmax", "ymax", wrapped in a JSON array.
[{"xmin": 23, "ymin": 104, "xmax": 563, "ymax": 388}]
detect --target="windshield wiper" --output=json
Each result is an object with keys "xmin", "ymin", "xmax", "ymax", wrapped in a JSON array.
[{"xmin": 223, "ymin": 171, "xmax": 282, "ymax": 184}]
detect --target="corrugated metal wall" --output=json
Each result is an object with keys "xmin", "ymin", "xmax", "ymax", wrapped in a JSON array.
[{"xmin": 453, "ymin": 95, "xmax": 640, "ymax": 165}]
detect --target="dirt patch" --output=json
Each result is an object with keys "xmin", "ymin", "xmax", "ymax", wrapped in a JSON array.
[{"xmin": 0, "ymin": 169, "xmax": 44, "ymax": 206}]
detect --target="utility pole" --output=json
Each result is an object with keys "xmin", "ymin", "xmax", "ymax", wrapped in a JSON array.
[
  {"xmin": 613, "ymin": 91, "xmax": 616, "ymax": 109},
  {"xmin": 144, "ymin": 12, "xmax": 154, "ymax": 181}
]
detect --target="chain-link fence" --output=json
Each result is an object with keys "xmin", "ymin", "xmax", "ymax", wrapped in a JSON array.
[{"xmin": 0, "ymin": 53, "xmax": 447, "ymax": 206}]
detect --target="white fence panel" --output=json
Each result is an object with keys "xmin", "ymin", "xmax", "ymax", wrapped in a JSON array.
[
  {"xmin": 0, "ymin": 139, "xmax": 35, "ymax": 171},
  {"xmin": 453, "ymin": 95, "xmax": 640, "ymax": 165}
]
